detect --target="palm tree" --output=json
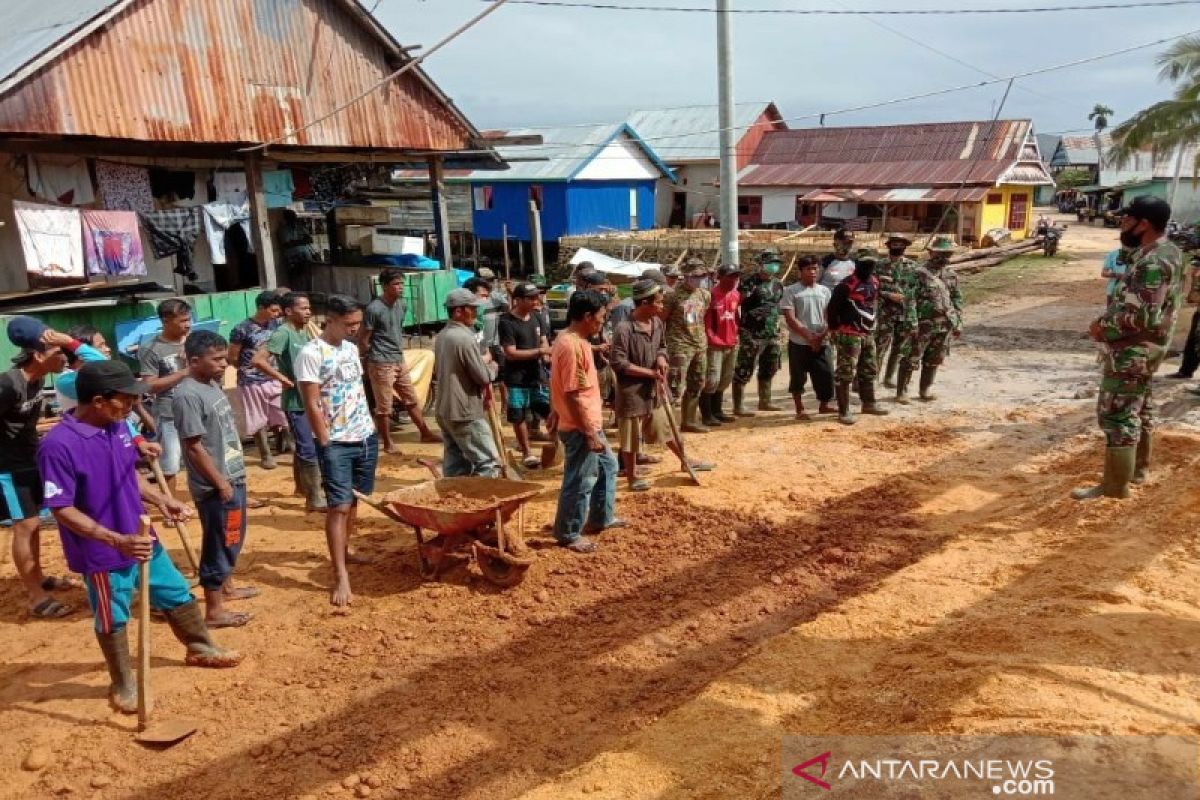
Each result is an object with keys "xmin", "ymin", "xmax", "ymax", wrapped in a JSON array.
[
  {"xmin": 1088, "ymin": 103, "xmax": 1114, "ymax": 178},
  {"xmin": 1108, "ymin": 36, "xmax": 1200, "ymax": 180}
]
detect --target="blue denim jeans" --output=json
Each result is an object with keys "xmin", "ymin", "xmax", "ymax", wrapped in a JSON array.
[
  {"xmin": 316, "ymin": 435, "xmax": 379, "ymax": 507},
  {"xmin": 438, "ymin": 417, "xmax": 501, "ymax": 478},
  {"xmin": 552, "ymin": 429, "xmax": 618, "ymax": 545},
  {"xmin": 149, "ymin": 415, "xmax": 182, "ymax": 475},
  {"xmin": 286, "ymin": 410, "xmax": 318, "ymax": 464}
]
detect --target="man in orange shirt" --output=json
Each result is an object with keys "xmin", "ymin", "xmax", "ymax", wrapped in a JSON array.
[{"xmin": 549, "ymin": 290, "xmax": 623, "ymax": 554}]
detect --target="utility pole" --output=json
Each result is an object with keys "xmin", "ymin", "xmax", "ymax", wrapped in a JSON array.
[
  {"xmin": 716, "ymin": 0, "xmax": 739, "ymax": 267},
  {"xmin": 1168, "ymin": 143, "xmax": 1185, "ymax": 214}
]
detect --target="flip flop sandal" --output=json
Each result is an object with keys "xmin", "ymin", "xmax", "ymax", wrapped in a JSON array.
[
  {"xmin": 205, "ymin": 612, "xmax": 253, "ymax": 629},
  {"xmin": 41, "ymin": 575, "xmax": 79, "ymax": 592},
  {"xmin": 688, "ymin": 461, "xmax": 716, "ymax": 472},
  {"xmin": 30, "ymin": 597, "xmax": 74, "ymax": 618},
  {"xmin": 522, "ymin": 455, "xmax": 542, "ymax": 469},
  {"xmin": 562, "ymin": 538, "xmax": 597, "ymax": 554},
  {"xmin": 635, "ymin": 454, "xmax": 663, "ymax": 465},
  {"xmin": 627, "ymin": 479, "xmax": 652, "ymax": 492},
  {"xmin": 223, "ymin": 587, "xmax": 261, "ymax": 601},
  {"xmin": 246, "ymin": 496, "xmax": 267, "ymax": 509}
]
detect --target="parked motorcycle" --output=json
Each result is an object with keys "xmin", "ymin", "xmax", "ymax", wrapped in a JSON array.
[{"xmin": 1042, "ymin": 225, "xmax": 1063, "ymax": 257}]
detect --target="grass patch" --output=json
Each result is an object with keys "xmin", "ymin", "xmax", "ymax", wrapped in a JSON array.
[{"xmin": 959, "ymin": 253, "xmax": 1077, "ymax": 305}]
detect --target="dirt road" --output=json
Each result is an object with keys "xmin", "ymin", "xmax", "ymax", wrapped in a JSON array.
[{"xmin": 2, "ymin": 216, "xmax": 1198, "ymax": 799}]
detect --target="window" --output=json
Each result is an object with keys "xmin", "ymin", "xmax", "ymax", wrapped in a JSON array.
[
  {"xmin": 529, "ymin": 185, "xmax": 543, "ymax": 211},
  {"xmin": 986, "ymin": 193, "xmax": 1003, "ymax": 205},
  {"xmin": 473, "ymin": 186, "xmax": 494, "ymax": 211},
  {"xmin": 629, "ymin": 187, "xmax": 639, "ymax": 231}
]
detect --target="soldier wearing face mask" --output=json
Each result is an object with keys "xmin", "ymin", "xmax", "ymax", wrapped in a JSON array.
[
  {"xmin": 826, "ymin": 248, "xmax": 890, "ymax": 425},
  {"xmin": 664, "ymin": 259, "xmax": 712, "ymax": 432},
  {"xmin": 896, "ymin": 235, "xmax": 962, "ymax": 405},
  {"xmin": 875, "ymin": 233, "xmax": 919, "ymax": 389},
  {"xmin": 731, "ymin": 247, "xmax": 785, "ymax": 416},
  {"xmin": 1072, "ymin": 196, "xmax": 1182, "ymax": 501}
]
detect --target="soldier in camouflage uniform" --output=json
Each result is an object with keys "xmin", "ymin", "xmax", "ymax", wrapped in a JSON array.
[
  {"xmin": 826, "ymin": 248, "xmax": 890, "ymax": 425},
  {"xmin": 896, "ymin": 234, "xmax": 962, "ymax": 405},
  {"xmin": 732, "ymin": 247, "xmax": 786, "ymax": 416},
  {"xmin": 875, "ymin": 233, "xmax": 919, "ymax": 388},
  {"xmin": 664, "ymin": 259, "xmax": 712, "ymax": 433},
  {"xmin": 1073, "ymin": 196, "xmax": 1182, "ymax": 501}
]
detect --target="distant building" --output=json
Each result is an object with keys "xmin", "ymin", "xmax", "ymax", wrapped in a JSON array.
[
  {"xmin": 1035, "ymin": 133, "xmax": 1062, "ymax": 205},
  {"xmin": 738, "ymin": 119, "xmax": 1054, "ymax": 244},
  {"xmin": 624, "ymin": 102, "xmax": 785, "ymax": 228},
  {"xmin": 1101, "ymin": 140, "xmax": 1200, "ymax": 223}
]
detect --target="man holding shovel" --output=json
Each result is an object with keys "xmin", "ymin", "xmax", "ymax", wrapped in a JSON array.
[
  {"xmin": 39, "ymin": 361, "xmax": 242, "ymax": 714},
  {"xmin": 610, "ymin": 279, "xmax": 715, "ymax": 491}
]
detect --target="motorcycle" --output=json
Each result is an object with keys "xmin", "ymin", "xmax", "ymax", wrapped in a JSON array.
[{"xmin": 1042, "ymin": 225, "xmax": 1063, "ymax": 257}]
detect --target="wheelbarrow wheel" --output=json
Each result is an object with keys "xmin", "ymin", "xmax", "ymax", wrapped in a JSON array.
[{"xmin": 476, "ymin": 549, "xmax": 528, "ymax": 588}]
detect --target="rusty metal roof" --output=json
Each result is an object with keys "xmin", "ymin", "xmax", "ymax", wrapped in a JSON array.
[
  {"xmin": 0, "ymin": 0, "xmax": 490, "ymax": 159},
  {"xmin": 741, "ymin": 120, "xmax": 1047, "ymax": 188}
]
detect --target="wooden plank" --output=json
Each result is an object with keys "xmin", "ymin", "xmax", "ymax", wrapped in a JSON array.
[
  {"xmin": 243, "ymin": 153, "xmax": 278, "ymax": 289},
  {"xmin": 428, "ymin": 155, "xmax": 454, "ymax": 270}
]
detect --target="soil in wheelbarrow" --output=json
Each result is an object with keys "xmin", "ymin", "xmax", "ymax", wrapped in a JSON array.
[{"xmin": 383, "ymin": 488, "xmax": 500, "ymax": 513}]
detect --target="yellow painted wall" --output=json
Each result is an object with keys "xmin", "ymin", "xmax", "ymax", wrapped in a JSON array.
[{"xmin": 979, "ymin": 184, "xmax": 1035, "ymax": 241}]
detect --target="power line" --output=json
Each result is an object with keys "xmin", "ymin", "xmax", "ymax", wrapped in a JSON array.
[{"xmin": 491, "ymin": 0, "xmax": 1200, "ymax": 13}]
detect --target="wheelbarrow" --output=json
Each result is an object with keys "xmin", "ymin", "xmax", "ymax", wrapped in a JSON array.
[{"xmin": 354, "ymin": 477, "xmax": 542, "ymax": 587}]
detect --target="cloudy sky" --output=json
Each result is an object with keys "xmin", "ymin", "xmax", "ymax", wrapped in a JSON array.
[{"xmin": 376, "ymin": 0, "xmax": 1196, "ymax": 139}]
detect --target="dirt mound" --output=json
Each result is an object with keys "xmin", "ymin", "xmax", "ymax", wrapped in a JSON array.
[{"xmin": 861, "ymin": 424, "xmax": 962, "ymax": 453}]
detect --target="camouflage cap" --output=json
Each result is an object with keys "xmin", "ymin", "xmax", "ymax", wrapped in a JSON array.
[
  {"xmin": 687, "ymin": 263, "xmax": 708, "ymax": 277},
  {"xmin": 883, "ymin": 232, "xmax": 912, "ymax": 245},
  {"xmin": 684, "ymin": 256, "xmax": 706, "ymax": 270},
  {"xmin": 926, "ymin": 234, "xmax": 956, "ymax": 253},
  {"xmin": 631, "ymin": 278, "xmax": 663, "ymax": 301},
  {"xmin": 758, "ymin": 246, "xmax": 782, "ymax": 264},
  {"xmin": 663, "ymin": 264, "xmax": 682, "ymax": 277},
  {"xmin": 853, "ymin": 247, "xmax": 882, "ymax": 263}
]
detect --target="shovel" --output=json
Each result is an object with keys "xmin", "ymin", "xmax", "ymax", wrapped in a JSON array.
[
  {"xmin": 658, "ymin": 380, "xmax": 701, "ymax": 487},
  {"xmin": 134, "ymin": 515, "xmax": 200, "ymax": 746}
]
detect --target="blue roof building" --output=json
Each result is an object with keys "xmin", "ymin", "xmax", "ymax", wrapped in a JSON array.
[{"xmin": 463, "ymin": 123, "xmax": 675, "ymax": 242}]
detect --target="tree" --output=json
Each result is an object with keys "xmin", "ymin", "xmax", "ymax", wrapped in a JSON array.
[
  {"xmin": 1088, "ymin": 103, "xmax": 1114, "ymax": 175},
  {"xmin": 1108, "ymin": 36, "xmax": 1200, "ymax": 180},
  {"xmin": 1056, "ymin": 167, "xmax": 1093, "ymax": 189}
]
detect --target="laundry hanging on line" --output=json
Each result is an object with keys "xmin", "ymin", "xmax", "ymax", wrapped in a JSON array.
[
  {"xmin": 81, "ymin": 210, "xmax": 146, "ymax": 277},
  {"xmin": 14, "ymin": 200, "xmax": 85, "ymax": 279},
  {"xmin": 202, "ymin": 202, "xmax": 255, "ymax": 265},
  {"xmin": 140, "ymin": 207, "xmax": 201, "ymax": 280},
  {"xmin": 27, "ymin": 155, "xmax": 95, "ymax": 205},
  {"xmin": 95, "ymin": 161, "xmax": 154, "ymax": 214}
]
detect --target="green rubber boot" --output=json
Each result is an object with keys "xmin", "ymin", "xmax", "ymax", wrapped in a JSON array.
[
  {"xmin": 895, "ymin": 365, "xmax": 913, "ymax": 406},
  {"xmin": 732, "ymin": 383, "xmax": 755, "ymax": 417},
  {"xmin": 1132, "ymin": 432, "xmax": 1153, "ymax": 485},
  {"xmin": 836, "ymin": 382, "xmax": 856, "ymax": 426},
  {"xmin": 95, "ymin": 629, "xmax": 137, "ymax": 714},
  {"xmin": 1071, "ymin": 446, "xmax": 1136, "ymax": 500}
]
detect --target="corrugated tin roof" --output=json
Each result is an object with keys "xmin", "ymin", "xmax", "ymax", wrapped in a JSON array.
[
  {"xmin": 457, "ymin": 123, "xmax": 673, "ymax": 182},
  {"xmin": 625, "ymin": 103, "xmax": 781, "ymax": 163},
  {"xmin": 1051, "ymin": 135, "xmax": 1100, "ymax": 167},
  {"xmin": 740, "ymin": 119, "xmax": 1044, "ymax": 188},
  {"xmin": 0, "ymin": 0, "xmax": 490, "ymax": 158},
  {"xmin": 1036, "ymin": 133, "xmax": 1061, "ymax": 165}
]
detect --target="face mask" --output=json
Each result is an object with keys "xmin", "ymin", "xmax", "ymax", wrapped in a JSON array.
[
  {"xmin": 686, "ymin": 277, "xmax": 703, "ymax": 289},
  {"xmin": 764, "ymin": 263, "xmax": 780, "ymax": 275},
  {"xmin": 888, "ymin": 247, "xmax": 906, "ymax": 258},
  {"xmin": 1119, "ymin": 226, "xmax": 1142, "ymax": 249},
  {"xmin": 928, "ymin": 255, "xmax": 947, "ymax": 269}
]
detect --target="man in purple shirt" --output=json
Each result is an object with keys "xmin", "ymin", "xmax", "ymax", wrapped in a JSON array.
[{"xmin": 38, "ymin": 361, "xmax": 243, "ymax": 714}]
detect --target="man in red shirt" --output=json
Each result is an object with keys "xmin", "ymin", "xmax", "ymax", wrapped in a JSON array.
[
  {"xmin": 701, "ymin": 264, "xmax": 741, "ymax": 426},
  {"xmin": 827, "ymin": 249, "xmax": 891, "ymax": 425}
]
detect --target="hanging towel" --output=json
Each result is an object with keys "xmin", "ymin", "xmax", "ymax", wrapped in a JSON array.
[
  {"xmin": 202, "ymin": 201, "xmax": 254, "ymax": 264},
  {"xmin": 214, "ymin": 171, "xmax": 248, "ymax": 205},
  {"xmin": 263, "ymin": 170, "xmax": 295, "ymax": 208},
  {"xmin": 95, "ymin": 161, "xmax": 154, "ymax": 213},
  {"xmin": 140, "ymin": 208, "xmax": 201, "ymax": 280},
  {"xmin": 27, "ymin": 156, "xmax": 95, "ymax": 205},
  {"xmin": 81, "ymin": 210, "xmax": 146, "ymax": 277},
  {"xmin": 14, "ymin": 200, "xmax": 85, "ymax": 278}
]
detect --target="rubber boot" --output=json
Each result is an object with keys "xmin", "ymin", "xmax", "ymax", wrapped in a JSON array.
[
  {"xmin": 732, "ymin": 384, "xmax": 756, "ymax": 417},
  {"xmin": 254, "ymin": 429, "xmax": 277, "ymax": 470},
  {"xmin": 859, "ymin": 379, "xmax": 891, "ymax": 416},
  {"xmin": 1132, "ymin": 432, "xmax": 1153, "ymax": 485},
  {"xmin": 918, "ymin": 365, "xmax": 939, "ymax": 402},
  {"xmin": 836, "ymin": 382, "xmax": 856, "ymax": 426},
  {"xmin": 882, "ymin": 347, "xmax": 900, "ymax": 389},
  {"xmin": 95, "ymin": 629, "xmax": 137, "ymax": 714},
  {"xmin": 681, "ymin": 396, "xmax": 709, "ymax": 434},
  {"xmin": 161, "ymin": 600, "xmax": 243, "ymax": 668},
  {"xmin": 713, "ymin": 390, "xmax": 736, "ymax": 423},
  {"xmin": 895, "ymin": 364, "xmax": 913, "ymax": 406},
  {"xmin": 291, "ymin": 454, "xmax": 303, "ymax": 497},
  {"xmin": 1071, "ymin": 446, "xmax": 1136, "ymax": 500},
  {"xmin": 757, "ymin": 380, "xmax": 782, "ymax": 411},
  {"xmin": 300, "ymin": 460, "xmax": 328, "ymax": 512},
  {"xmin": 700, "ymin": 393, "xmax": 723, "ymax": 427}
]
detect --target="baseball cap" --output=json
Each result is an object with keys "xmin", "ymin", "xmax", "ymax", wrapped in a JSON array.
[
  {"xmin": 477, "ymin": 267, "xmax": 497, "ymax": 280},
  {"xmin": 1118, "ymin": 196, "xmax": 1171, "ymax": 229},
  {"xmin": 512, "ymin": 282, "xmax": 540, "ymax": 299},
  {"xmin": 6, "ymin": 316, "xmax": 48, "ymax": 350},
  {"xmin": 582, "ymin": 272, "xmax": 607, "ymax": 286},
  {"xmin": 717, "ymin": 264, "xmax": 740, "ymax": 278},
  {"xmin": 76, "ymin": 360, "xmax": 149, "ymax": 404},
  {"xmin": 445, "ymin": 288, "xmax": 478, "ymax": 309},
  {"xmin": 631, "ymin": 278, "xmax": 662, "ymax": 301}
]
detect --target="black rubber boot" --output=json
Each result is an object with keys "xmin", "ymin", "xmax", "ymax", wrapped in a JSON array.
[
  {"xmin": 918, "ymin": 365, "xmax": 939, "ymax": 402},
  {"xmin": 713, "ymin": 390, "xmax": 736, "ymax": 423},
  {"xmin": 882, "ymin": 347, "xmax": 901, "ymax": 388},
  {"xmin": 700, "ymin": 393, "xmax": 723, "ymax": 427},
  {"xmin": 1071, "ymin": 446, "xmax": 1136, "ymax": 500},
  {"xmin": 1132, "ymin": 432, "xmax": 1153, "ymax": 485},
  {"xmin": 859, "ymin": 379, "xmax": 891, "ymax": 416},
  {"xmin": 895, "ymin": 365, "xmax": 912, "ymax": 405},
  {"xmin": 300, "ymin": 460, "xmax": 328, "ymax": 512},
  {"xmin": 757, "ymin": 379, "xmax": 782, "ymax": 411},
  {"xmin": 681, "ymin": 396, "xmax": 709, "ymax": 434},
  {"xmin": 162, "ymin": 600, "xmax": 243, "ymax": 668},
  {"xmin": 95, "ymin": 629, "xmax": 137, "ymax": 714},
  {"xmin": 836, "ymin": 382, "xmax": 856, "ymax": 425},
  {"xmin": 732, "ymin": 384, "xmax": 755, "ymax": 417},
  {"xmin": 254, "ymin": 430, "xmax": 277, "ymax": 470}
]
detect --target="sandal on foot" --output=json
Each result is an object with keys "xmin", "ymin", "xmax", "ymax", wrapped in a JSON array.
[
  {"xmin": 41, "ymin": 575, "xmax": 79, "ymax": 592},
  {"xmin": 30, "ymin": 597, "xmax": 74, "ymax": 618},
  {"xmin": 205, "ymin": 612, "xmax": 253, "ymax": 629},
  {"xmin": 584, "ymin": 518, "xmax": 628, "ymax": 534},
  {"xmin": 687, "ymin": 460, "xmax": 716, "ymax": 472},
  {"xmin": 246, "ymin": 496, "xmax": 267, "ymax": 509},
  {"xmin": 562, "ymin": 537, "xmax": 597, "ymax": 554},
  {"xmin": 223, "ymin": 586, "xmax": 260, "ymax": 601},
  {"xmin": 522, "ymin": 455, "xmax": 542, "ymax": 469},
  {"xmin": 635, "ymin": 453, "xmax": 663, "ymax": 465},
  {"xmin": 627, "ymin": 479, "xmax": 652, "ymax": 492}
]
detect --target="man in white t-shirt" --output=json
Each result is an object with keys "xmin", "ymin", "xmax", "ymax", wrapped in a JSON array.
[
  {"xmin": 780, "ymin": 257, "xmax": 835, "ymax": 420},
  {"xmin": 819, "ymin": 229, "xmax": 856, "ymax": 290},
  {"xmin": 295, "ymin": 294, "xmax": 378, "ymax": 608}
]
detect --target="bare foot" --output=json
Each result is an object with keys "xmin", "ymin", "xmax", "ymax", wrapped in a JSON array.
[
  {"xmin": 330, "ymin": 581, "xmax": 354, "ymax": 607},
  {"xmin": 419, "ymin": 432, "xmax": 443, "ymax": 443},
  {"xmin": 222, "ymin": 586, "xmax": 260, "ymax": 601},
  {"xmin": 385, "ymin": 445, "xmax": 403, "ymax": 456},
  {"xmin": 345, "ymin": 551, "xmax": 372, "ymax": 565}
]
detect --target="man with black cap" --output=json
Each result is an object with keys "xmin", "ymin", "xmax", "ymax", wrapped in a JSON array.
[
  {"xmin": 664, "ymin": 258, "xmax": 711, "ymax": 431},
  {"xmin": 39, "ymin": 360, "xmax": 242, "ymax": 712},
  {"xmin": 1073, "ymin": 195, "xmax": 1183, "ymax": 500},
  {"xmin": 434, "ymin": 289, "xmax": 502, "ymax": 478},
  {"xmin": 3, "ymin": 317, "xmax": 89, "ymax": 619},
  {"xmin": 701, "ymin": 264, "xmax": 742, "ymax": 425},
  {"xmin": 499, "ymin": 282, "xmax": 553, "ymax": 468},
  {"xmin": 826, "ymin": 248, "xmax": 890, "ymax": 425},
  {"xmin": 876, "ymin": 233, "xmax": 919, "ymax": 388},
  {"xmin": 732, "ymin": 247, "xmax": 785, "ymax": 416}
]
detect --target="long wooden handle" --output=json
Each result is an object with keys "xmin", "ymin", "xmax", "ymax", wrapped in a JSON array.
[
  {"xmin": 137, "ymin": 514, "xmax": 152, "ymax": 732},
  {"xmin": 149, "ymin": 458, "xmax": 199, "ymax": 576}
]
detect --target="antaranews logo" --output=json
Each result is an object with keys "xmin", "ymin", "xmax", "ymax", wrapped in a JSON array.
[
  {"xmin": 792, "ymin": 752, "xmax": 832, "ymax": 791},
  {"xmin": 790, "ymin": 752, "xmax": 1054, "ymax": 795}
]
